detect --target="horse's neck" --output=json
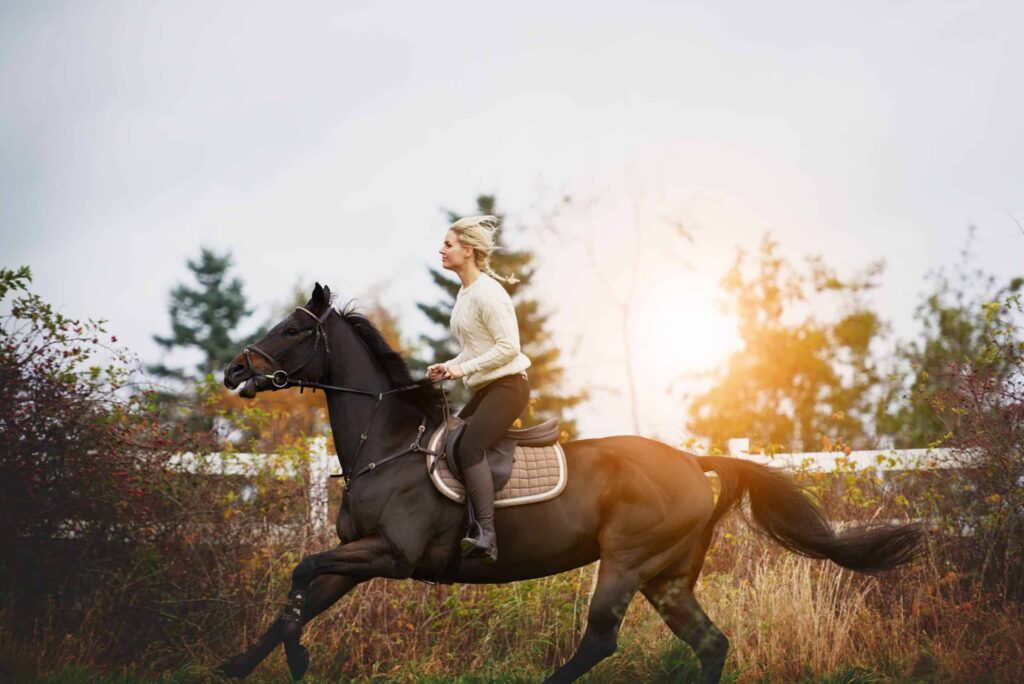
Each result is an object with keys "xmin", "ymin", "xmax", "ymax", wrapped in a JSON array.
[{"xmin": 323, "ymin": 347, "xmax": 420, "ymax": 478}]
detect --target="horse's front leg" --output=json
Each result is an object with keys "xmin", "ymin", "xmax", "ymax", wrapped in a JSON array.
[
  {"xmin": 291, "ymin": 533, "xmax": 415, "ymax": 589},
  {"xmin": 281, "ymin": 535, "xmax": 415, "ymax": 679},
  {"xmin": 218, "ymin": 574, "xmax": 360, "ymax": 679}
]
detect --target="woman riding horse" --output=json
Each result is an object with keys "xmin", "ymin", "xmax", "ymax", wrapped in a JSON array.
[
  {"xmin": 220, "ymin": 280, "xmax": 922, "ymax": 683},
  {"xmin": 426, "ymin": 215, "xmax": 531, "ymax": 564}
]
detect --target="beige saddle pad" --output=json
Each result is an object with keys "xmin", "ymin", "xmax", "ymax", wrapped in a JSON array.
[{"xmin": 424, "ymin": 424, "xmax": 567, "ymax": 507}]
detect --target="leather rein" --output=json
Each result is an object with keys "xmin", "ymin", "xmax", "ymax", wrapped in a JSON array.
[{"xmin": 241, "ymin": 305, "xmax": 451, "ymax": 489}]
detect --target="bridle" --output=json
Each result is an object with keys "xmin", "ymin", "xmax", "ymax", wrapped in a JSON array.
[
  {"xmin": 243, "ymin": 305, "xmax": 334, "ymax": 390},
  {"xmin": 240, "ymin": 305, "xmax": 451, "ymax": 489}
]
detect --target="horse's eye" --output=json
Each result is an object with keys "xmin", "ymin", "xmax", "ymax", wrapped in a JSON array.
[{"xmin": 286, "ymin": 328, "xmax": 298, "ymax": 336}]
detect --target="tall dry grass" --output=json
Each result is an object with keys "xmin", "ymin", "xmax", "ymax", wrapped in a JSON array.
[
  {"xmin": 681, "ymin": 544, "xmax": 1022, "ymax": 682},
  {"xmin": 707, "ymin": 554, "xmax": 875, "ymax": 679},
  {"xmin": 187, "ymin": 534, "xmax": 1021, "ymax": 682},
  {"xmin": 6, "ymin": 527, "xmax": 1024, "ymax": 682}
]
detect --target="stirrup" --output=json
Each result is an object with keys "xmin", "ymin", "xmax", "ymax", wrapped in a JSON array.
[{"xmin": 460, "ymin": 522, "xmax": 498, "ymax": 564}]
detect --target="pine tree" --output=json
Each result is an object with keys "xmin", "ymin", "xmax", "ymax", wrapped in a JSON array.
[
  {"xmin": 415, "ymin": 195, "xmax": 586, "ymax": 437},
  {"xmin": 150, "ymin": 248, "xmax": 263, "ymax": 380}
]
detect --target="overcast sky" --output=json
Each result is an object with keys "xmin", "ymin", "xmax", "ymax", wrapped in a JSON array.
[{"xmin": 2, "ymin": 1, "xmax": 1022, "ymax": 441}]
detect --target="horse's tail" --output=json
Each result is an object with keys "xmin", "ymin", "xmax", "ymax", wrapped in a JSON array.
[{"xmin": 692, "ymin": 453, "xmax": 923, "ymax": 573}]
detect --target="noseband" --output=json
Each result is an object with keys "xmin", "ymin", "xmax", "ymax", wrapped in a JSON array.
[{"xmin": 243, "ymin": 306, "xmax": 333, "ymax": 389}]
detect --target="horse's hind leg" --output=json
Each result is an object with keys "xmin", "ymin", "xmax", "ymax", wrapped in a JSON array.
[
  {"xmin": 217, "ymin": 574, "xmax": 360, "ymax": 679},
  {"xmin": 543, "ymin": 561, "xmax": 639, "ymax": 684},
  {"xmin": 642, "ymin": 565, "xmax": 728, "ymax": 684}
]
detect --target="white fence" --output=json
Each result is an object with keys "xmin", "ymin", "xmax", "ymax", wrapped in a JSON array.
[
  {"xmin": 168, "ymin": 436, "xmax": 334, "ymax": 534},
  {"xmin": 169, "ymin": 438, "xmax": 959, "ymax": 533},
  {"xmin": 723, "ymin": 438, "xmax": 960, "ymax": 472}
]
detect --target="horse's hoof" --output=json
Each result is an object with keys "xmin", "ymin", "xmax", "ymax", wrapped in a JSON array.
[
  {"xmin": 285, "ymin": 642, "xmax": 310, "ymax": 681},
  {"xmin": 216, "ymin": 653, "xmax": 254, "ymax": 679}
]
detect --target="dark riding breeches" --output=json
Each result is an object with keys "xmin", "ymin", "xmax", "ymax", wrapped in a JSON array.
[{"xmin": 457, "ymin": 373, "xmax": 531, "ymax": 467}]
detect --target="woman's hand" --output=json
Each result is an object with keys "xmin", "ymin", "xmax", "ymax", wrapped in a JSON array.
[{"xmin": 426, "ymin": 363, "xmax": 465, "ymax": 380}]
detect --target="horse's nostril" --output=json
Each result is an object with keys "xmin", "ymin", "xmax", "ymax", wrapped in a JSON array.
[{"xmin": 226, "ymin": 362, "xmax": 245, "ymax": 379}]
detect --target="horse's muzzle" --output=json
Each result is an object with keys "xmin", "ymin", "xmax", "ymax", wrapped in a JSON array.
[{"xmin": 224, "ymin": 361, "xmax": 266, "ymax": 398}]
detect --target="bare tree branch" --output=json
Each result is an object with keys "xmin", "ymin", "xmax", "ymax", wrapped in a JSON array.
[{"xmin": 1009, "ymin": 211, "xmax": 1024, "ymax": 241}]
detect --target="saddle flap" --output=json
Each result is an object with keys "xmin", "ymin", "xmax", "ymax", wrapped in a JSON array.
[
  {"xmin": 488, "ymin": 436, "xmax": 517, "ymax": 491},
  {"xmin": 443, "ymin": 417, "xmax": 466, "ymax": 479}
]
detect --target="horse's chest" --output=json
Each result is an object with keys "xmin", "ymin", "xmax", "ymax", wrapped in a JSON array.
[
  {"xmin": 336, "ymin": 488, "xmax": 394, "ymax": 541},
  {"xmin": 335, "ymin": 506, "xmax": 360, "ymax": 543}
]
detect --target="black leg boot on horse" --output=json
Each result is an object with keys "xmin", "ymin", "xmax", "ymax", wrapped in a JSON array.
[{"xmin": 460, "ymin": 455, "xmax": 498, "ymax": 563}]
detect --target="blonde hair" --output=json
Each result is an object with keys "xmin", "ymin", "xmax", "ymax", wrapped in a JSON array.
[{"xmin": 447, "ymin": 215, "xmax": 520, "ymax": 286}]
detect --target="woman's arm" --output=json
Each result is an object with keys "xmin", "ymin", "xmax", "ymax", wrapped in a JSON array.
[{"xmin": 443, "ymin": 348, "xmax": 467, "ymax": 371}]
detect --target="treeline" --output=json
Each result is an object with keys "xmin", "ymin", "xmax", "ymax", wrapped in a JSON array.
[
  {"xmin": 689, "ymin": 230, "xmax": 1023, "ymax": 452},
  {"xmin": 142, "ymin": 197, "xmax": 1023, "ymax": 456}
]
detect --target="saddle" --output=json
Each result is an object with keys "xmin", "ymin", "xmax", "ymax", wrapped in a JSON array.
[
  {"xmin": 440, "ymin": 416, "xmax": 560, "ymax": 485},
  {"xmin": 426, "ymin": 417, "xmax": 567, "ymax": 508}
]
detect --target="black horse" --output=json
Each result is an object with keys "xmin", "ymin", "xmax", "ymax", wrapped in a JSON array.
[{"xmin": 220, "ymin": 283, "xmax": 921, "ymax": 683}]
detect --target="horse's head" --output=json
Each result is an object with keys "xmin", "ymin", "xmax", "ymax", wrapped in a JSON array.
[{"xmin": 224, "ymin": 282, "xmax": 334, "ymax": 398}]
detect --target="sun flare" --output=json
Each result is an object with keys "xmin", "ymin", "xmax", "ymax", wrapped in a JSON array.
[{"xmin": 632, "ymin": 272, "xmax": 736, "ymax": 380}]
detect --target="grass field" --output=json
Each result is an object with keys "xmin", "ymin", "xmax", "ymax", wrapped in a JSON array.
[{"xmin": 6, "ymin": 540, "xmax": 1022, "ymax": 683}]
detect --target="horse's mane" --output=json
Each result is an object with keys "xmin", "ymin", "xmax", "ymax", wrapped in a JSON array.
[{"xmin": 338, "ymin": 301, "xmax": 444, "ymax": 421}]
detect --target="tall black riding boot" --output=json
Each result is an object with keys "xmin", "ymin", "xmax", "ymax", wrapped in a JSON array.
[{"xmin": 460, "ymin": 458, "xmax": 498, "ymax": 564}]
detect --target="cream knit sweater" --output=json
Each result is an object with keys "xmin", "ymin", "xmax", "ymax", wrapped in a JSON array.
[{"xmin": 445, "ymin": 273, "xmax": 531, "ymax": 391}]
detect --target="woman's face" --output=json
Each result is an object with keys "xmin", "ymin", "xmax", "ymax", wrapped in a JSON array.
[{"xmin": 440, "ymin": 229, "xmax": 472, "ymax": 271}]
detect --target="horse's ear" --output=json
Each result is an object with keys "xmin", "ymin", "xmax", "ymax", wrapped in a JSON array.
[{"xmin": 311, "ymin": 282, "xmax": 325, "ymax": 307}]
